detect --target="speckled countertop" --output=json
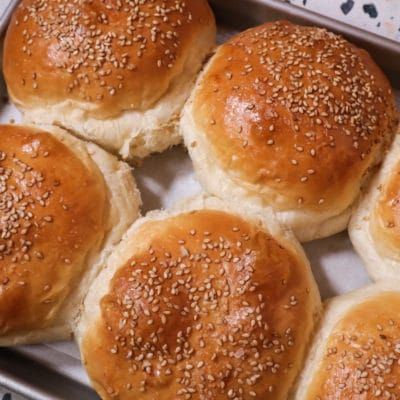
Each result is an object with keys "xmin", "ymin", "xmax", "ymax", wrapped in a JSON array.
[{"xmin": 285, "ymin": 0, "xmax": 400, "ymax": 42}]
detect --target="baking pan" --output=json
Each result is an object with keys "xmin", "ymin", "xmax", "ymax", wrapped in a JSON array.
[
  {"xmin": 0, "ymin": 0, "xmax": 18, "ymax": 34},
  {"xmin": 0, "ymin": 348, "xmax": 98, "ymax": 400},
  {"xmin": 210, "ymin": 0, "xmax": 400, "ymax": 88},
  {"xmin": 0, "ymin": 1, "xmax": 398, "ymax": 399}
]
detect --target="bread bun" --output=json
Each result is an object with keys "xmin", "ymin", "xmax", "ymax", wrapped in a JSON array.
[
  {"xmin": 181, "ymin": 21, "xmax": 398, "ymax": 242},
  {"xmin": 76, "ymin": 195, "xmax": 321, "ymax": 400},
  {"xmin": 295, "ymin": 282, "xmax": 400, "ymax": 399},
  {"xmin": 350, "ymin": 133, "xmax": 400, "ymax": 281},
  {"xmin": 4, "ymin": 0, "xmax": 216, "ymax": 160},
  {"xmin": 0, "ymin": 124, "xmax": 140, "ymax": 345}
]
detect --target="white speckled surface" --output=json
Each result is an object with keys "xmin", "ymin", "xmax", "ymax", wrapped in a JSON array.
[{"xmin": 287, "ymin": 0, "xmax": 400, "ymax": 41}]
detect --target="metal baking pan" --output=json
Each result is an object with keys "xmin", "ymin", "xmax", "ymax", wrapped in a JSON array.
[
  {"xmin": 0, "ymin": 0, "xmax": 18, "ymax": 34},
  {"xmin": 0, "ymin": 1, "xmax": 399, "ymax": 399},
  {"xmin": 0, "ymin": 348, "xmax": 97, "ymax": 400}
]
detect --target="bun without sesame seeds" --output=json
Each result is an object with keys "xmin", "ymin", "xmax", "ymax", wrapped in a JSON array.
[
  {"xmin": 76, "ymin": 195, "xmax": 321, "ymax": 400},
  {"xmin": 181, "ymin": 20, "xmax": 398, "ymax": 242},
  {"xmin": 0, "ymin": 124, "xmax": 141, "ymax": 345},
  {"xmin": 295, "ymin": 283, "xmax": 400, "ymax": 399},
  {"xmin": 349, "ymin": 133, "xmax": 400, "ymax": 281},
  {"xmin": 3, "ymin": 0, "xmax": 216, "ymax": 160}
]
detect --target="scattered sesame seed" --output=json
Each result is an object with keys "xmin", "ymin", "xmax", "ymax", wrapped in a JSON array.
[
  {"xmin": 312, "ymin": 295, "xmax": 400, "ymax": 398},
  {"xmin": 13, "ymin": 0, "xmax": 197, "ymax": 101}
]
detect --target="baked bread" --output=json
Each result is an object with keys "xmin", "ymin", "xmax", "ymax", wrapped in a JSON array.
[
  {"xmin": 76, "ymin": 195, "xmax": 321, "ymax": 400},
  {"xmin": 3, "ymin": 0, "xmax": 216, "ymax": 160},
  {"xmin": 350, "ymin": 133, "xmax": 400, "ymax": 281},
  {"xmin": 181, "ymin": 20, "xmax": 398, "ymax": 242},
  {"xmin": 0, "ymin": 124, "xmax": 141, "ymax": 346},
  {"xmin": 295, "ymin": 282, "xmax": 400, "ymax": 399}
]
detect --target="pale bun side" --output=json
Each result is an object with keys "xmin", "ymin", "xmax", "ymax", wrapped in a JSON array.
[
  {"xmin": 349, "ymin": 133, "xmax": 400, "ymax": 281},
  {"xmin": 182, "ymin": 99, "xmax": 353, "ymax": 242}
]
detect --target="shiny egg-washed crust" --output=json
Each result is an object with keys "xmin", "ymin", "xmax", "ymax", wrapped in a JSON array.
[
  {"xmin": 350, "ymin": 133, "xmax": 400, "ymax": 281},
  {"xmin": 181, "ymin": 21, "xmax": 398, "ymax": 242},
  {"xmin": 295, "ymin": 283, "xmax": 400, "ymax": 400},
  {"xmin": 4, "ymin": 0, "xmax": 215, "ymax": 116},
  {"xmin": 77, "ymin": 196, "xmax": 321, "ymax": 400},
  {"xmin": 0, "ymin": 124, "xmax": 141, "ymax": 346},
  {"xmin": 4, "ymin": 0, "xmax": 216, "ymax": 160}
]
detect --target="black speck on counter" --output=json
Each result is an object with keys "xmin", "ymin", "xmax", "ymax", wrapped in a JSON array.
[
  {"xmin": 363, "ymin": 3, "xmax": 378, "ymax": 19},
  {"xmin": 341, "ymin": 0, "xmax": 355, "ymax": 15},
  {"xmin": 302, "ymin": 0, "xmax": 307, "ymax": 5}
]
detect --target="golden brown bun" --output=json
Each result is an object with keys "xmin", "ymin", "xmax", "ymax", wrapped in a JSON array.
[
  {"xmin": 181, "ymin": 21, "xmax": 398, "ymax": 242},
  {"xmin": 4, "ymin": 0, "xmax": 216, "ymax": 159},
  {"xmin": 295, "ymin": 283, "xmax": 400, "ymax": 399},
  {"xmin": 0, "ymin": 124, "xmax": 141, "ymax": 345},
  {"xmin": 4, "ymin": 0, "xmax": 215, "ymax": 115},
  {"xmin": 350, "ymin": 133, "xmax": 400, "ymax": 281},
  {"xmin": 76, "ymin": 196, "xmax": 321, "ymax": 400}
]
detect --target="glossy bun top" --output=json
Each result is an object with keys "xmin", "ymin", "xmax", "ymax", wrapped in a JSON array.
[
  {"xmin": 0, "ymin": 125, "xmax": 107, "ymax": 336},
  {"xmin": 4, "ymin": 0, "xmax": 215, "ymax": 117},
  {"xmin": 81, "ymin": 209, "xmax": 319, "ymax": 399},
  {"xmin": 190, "ymin": 21, "xmax": 397, "ymax": 213}
]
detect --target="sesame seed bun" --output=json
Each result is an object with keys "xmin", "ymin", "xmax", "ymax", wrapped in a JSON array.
[
  {"xmin": 76, "ymin": 195, "xmax": 321, "ymax": 400},
  {"xmin": 0, "ymin": 124, "xmax": 141, "ymax": 346},
  {"xmin": 181, "ymin": 21, "xmax": 398, "ymax": 242},
  {"xmin": 349, "ymin": 132, "xmax": 400, "ymax": 281},
  {"xmin": 295, "ymin": 282, "xmax": 400, "ymax": 399},
  {"xmin": 3, "ymin": 0, "xmax": 216, "ymax": 160}
]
